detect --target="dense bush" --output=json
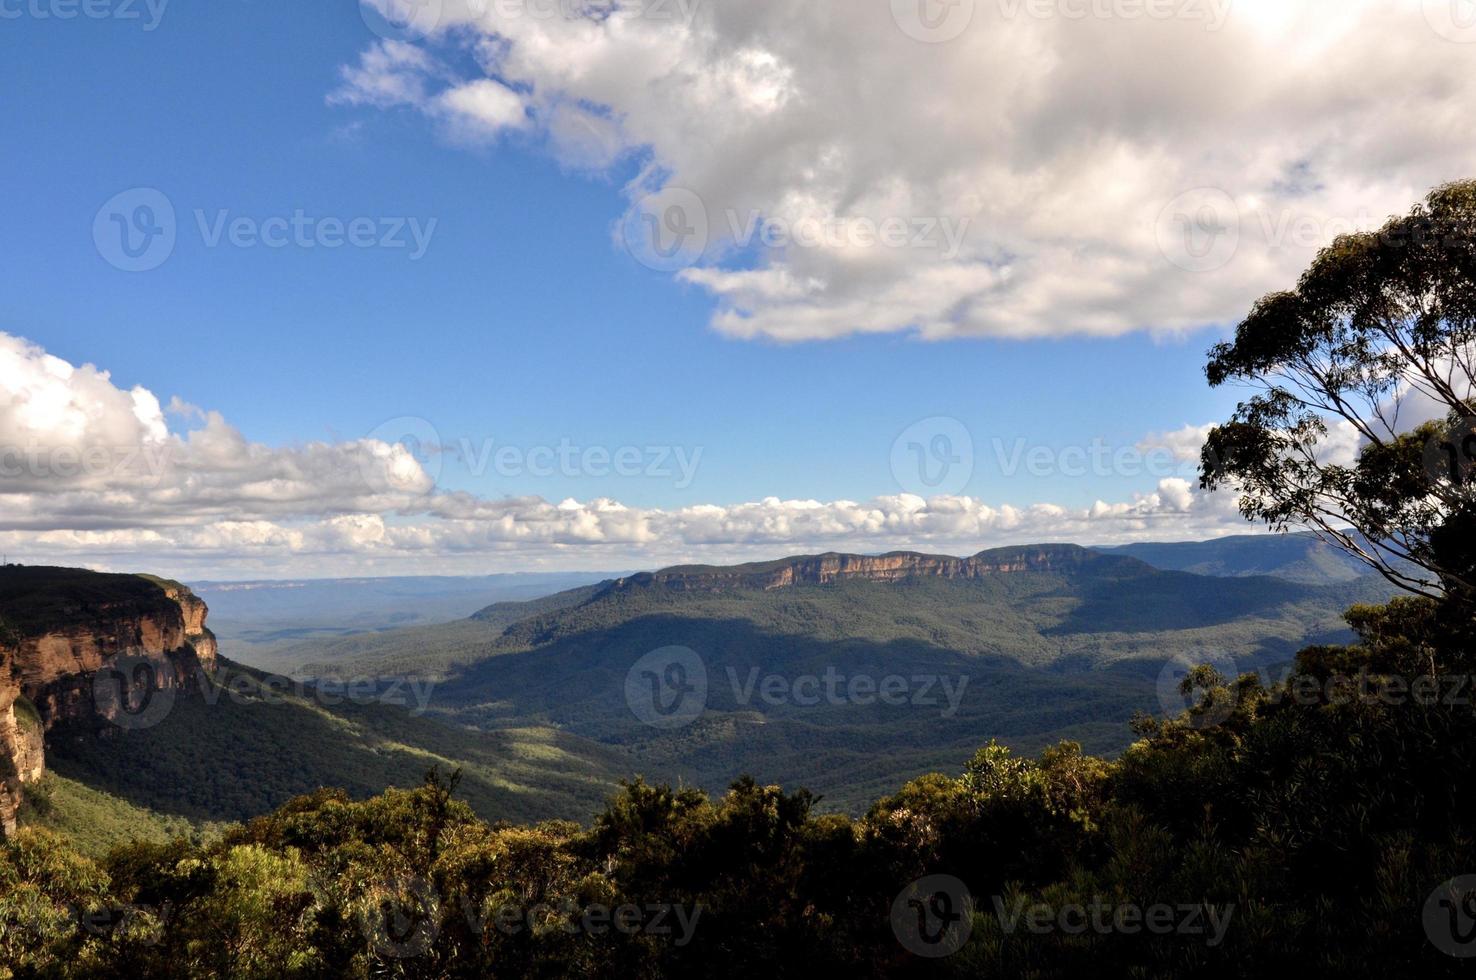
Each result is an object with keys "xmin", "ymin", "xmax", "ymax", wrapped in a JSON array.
[{"xmin": 4, "ymin": 586, "xmax": 1475, "ymax": 978}]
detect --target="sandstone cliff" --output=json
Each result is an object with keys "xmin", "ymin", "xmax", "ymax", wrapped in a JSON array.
[
  {"xmin": 0, "ymin": 684, "xmax": 44, "ymax": 837},
  {"xmin": 0, "ymin": 566, "xmax": 217, "ymax": 836},
  {"xmin": 612, "ymin": 544, "xmax": 1134, "ymax": 593}
]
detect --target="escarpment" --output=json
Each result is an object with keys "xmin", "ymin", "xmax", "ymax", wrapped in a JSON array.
[
  {"xmin": 611, "ymin": 544, "xmax": 1141, "ymax": 593},
  {"xmin": 0, "ymin": 683, "xmax": 44, "ymax": 837},
  {"xmin": 0, "ymin": 566, "xmax": 217, "ymax": 836}
]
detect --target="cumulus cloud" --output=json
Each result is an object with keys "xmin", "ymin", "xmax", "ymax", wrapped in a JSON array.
[
  {"xmin": 336, "ymin": 0, "xmax": 1476, "ymax": 343},
  {"xmin": 0, "ymin": 331, "xmax": 1260, "ymax": 576},
  {"xmin": 1138, "ymin": 424, "xmax": 1216, "ymax": 465},
  {"xmin": 437, "ymin": 77, "xmax": 529, "ymax": 135},
  {"xmin": 0, "ymin": 490, "xmax": 1247, "ymax": 579},
  {"xmin": 328, "ymin": 39, "xmax": 439, "ymax": 109},
  {"xmin": 0, "ymin": 332, "xmax": 435, "ymax": 530}
]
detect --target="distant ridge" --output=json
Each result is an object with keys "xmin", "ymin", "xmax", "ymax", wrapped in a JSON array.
[
  {"xmin": 611, "ymin": 544, "xmax": 1147, "ymax": 593},
  {"xmin": 1098, "ymin": 532, "xmax": 1376, "ymax": 585}
]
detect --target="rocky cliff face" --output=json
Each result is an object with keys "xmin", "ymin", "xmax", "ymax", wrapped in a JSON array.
[
  {"xmin": 0, "ymin": 683, "xmax": 44, "ymax": 837},
  {"xmin": 0, "ymin": 567, "xmax": 217, "ymax": 836},
  {"xmin": 614, "ymin": 544, "xmax": 1131, "ymax": 593},
  {"xmin": 160, "ymin": 582, "xmax": 219, "ymax": 668}
]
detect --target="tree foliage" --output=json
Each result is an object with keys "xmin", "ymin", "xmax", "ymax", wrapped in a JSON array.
[{"xmin": 1203, "ymin": 180, "xmax": 1476, "ymax": 598}]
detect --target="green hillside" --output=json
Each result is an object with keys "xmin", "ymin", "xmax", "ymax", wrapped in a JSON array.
[
  {"xmin": 17, "ymin": 773, "xmax": 220, "ymax": 859},
  {"xmin": 44, "ymin": 660, "xmax": 628, "ymax": 829},
  {"xmin": 288, "ymin": 545, "xmax": 1395, "ymax": 813}
]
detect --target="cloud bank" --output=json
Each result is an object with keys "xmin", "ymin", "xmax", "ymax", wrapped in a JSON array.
[
  {"xmin": 0, "ymin": 332, "xmax": 1247, "ymax": 578},
  {"xmin": 337, "ymin": 0, "xmax": 1476, "ymax": 342}
]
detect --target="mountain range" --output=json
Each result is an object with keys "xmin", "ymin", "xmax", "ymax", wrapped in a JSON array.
[{"xmin": 1, "ymin": 532, "xmax": 1399, "ymax": 852}]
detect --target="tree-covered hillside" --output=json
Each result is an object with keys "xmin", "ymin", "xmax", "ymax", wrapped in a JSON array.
[
  {"xmin": 6, "ymin": 582, "xmax": 1475, "ymax": 978},
  {"xmin": 279, "ymin": 545, "xmax": 1394, "ymax": 813},
  {"xmin": 1099, "ymin": 531, "xmax": 1379, "ymax": 583},
  {"xmin": 41, "ymin": 660, "xmax": 627, "ymax": 835}
]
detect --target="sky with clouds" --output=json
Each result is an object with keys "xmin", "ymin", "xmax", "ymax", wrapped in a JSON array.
[{"xmin": 1, "ymin": 0, "xmax": 1473, "ymax": 579}]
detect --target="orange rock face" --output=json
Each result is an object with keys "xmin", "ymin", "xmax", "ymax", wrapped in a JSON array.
[
  {"xmin": 160, "ymin": 585, "xmax": 219, "ymax": 671},
  {"xmin": 616, "ymin": 545, "xmax": 1104, "ymax": 593},
  {"xmin": 0, "ymin": 570, "xmax": 217, "ymax": 836}
]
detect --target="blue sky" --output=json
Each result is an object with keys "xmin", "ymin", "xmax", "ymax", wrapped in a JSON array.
[{"xmin": 0, "ymin": 0, "xmax": 1469, "ymax": 577}]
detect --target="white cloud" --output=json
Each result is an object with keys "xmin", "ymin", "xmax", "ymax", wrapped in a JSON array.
[
  {"xmin": 437, "ymin": 78, "xmax": 529, "ymax": 135},
  {"xmin": 336, "ymin": 0, "xmax": 1476, "ymax": 343},
  {"xmin": 328, "ymin": 39, "xmax": 437, "ymax": 108},
  {"xmin": 0, "ymin": 333, "xmax": 435, "ymax": 527},
  {"xmin": 0, "ymin": 331, "xmax": 1258, "ymax": 577},
  {"xmin": 1138, "ymin": 424, "xmax": 1216, "ymax": 464}
]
